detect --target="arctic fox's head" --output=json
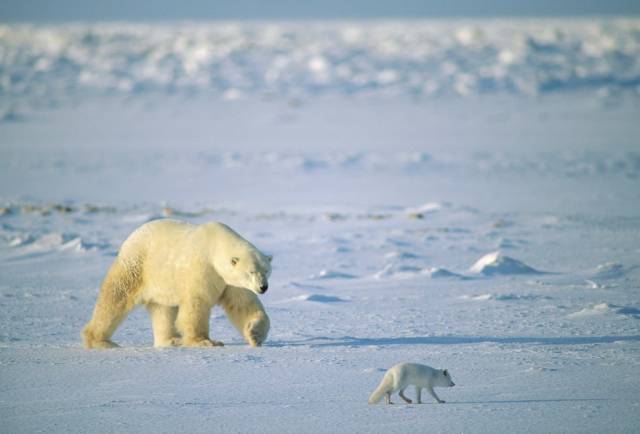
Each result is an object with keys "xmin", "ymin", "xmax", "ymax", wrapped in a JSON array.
[
  {"xmin": 217, "ymin": 249, "xmax": 272, "ymax": 295},
  {"xmin": 438, "ymin": 369, "xmax": 455, "ymax": 387}
]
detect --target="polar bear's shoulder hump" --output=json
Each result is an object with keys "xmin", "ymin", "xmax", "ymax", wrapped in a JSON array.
[
  {"xmin": 131, "ymin": 218, "xmax": 193, "ymax": 235},
  {"xmin": 199, "ymin": 221, "xmax": 245, "ymax": 240}
]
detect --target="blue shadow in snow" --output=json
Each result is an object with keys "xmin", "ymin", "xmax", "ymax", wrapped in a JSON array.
[
  {"xmin": 449, "ymin": 398, "xmax": 608, "ymax": 405},
  {"xmin": 268, "ymin": 335, "xmax": 640, "ymax": 348}
]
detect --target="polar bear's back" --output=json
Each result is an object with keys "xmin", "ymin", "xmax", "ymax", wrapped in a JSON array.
[
  {"xmin": 118, "ymin": 219, "xmax": 249, "ymax": 262},
  {"xmin": 119, "ymin": 219, "xmax": 196, "ymax": 257}
]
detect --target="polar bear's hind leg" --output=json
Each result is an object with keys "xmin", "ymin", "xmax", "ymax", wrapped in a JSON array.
[
  {"xmin": 176, "ymin": 296, "xmax": 224, "ymax": 347},
  {"xmin": 82, "ymin": 256, "xmax": 143, "ymax": 349},
  {"xmin": 147, "ymin": 303, "xmax": 181, "ymax": 347}
]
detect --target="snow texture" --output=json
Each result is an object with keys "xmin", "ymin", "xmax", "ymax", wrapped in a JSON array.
[{"xmin": 1, "ymin": 18, "xmax": 640, "ymax": 434}]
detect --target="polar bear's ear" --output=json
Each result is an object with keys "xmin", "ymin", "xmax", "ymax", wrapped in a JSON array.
[
  {"xmin": 266, "ymin": 255, "xmax": 273, "ymax": 263},
  {"xmin": 231, "ymin": 257, "xmax": 239, "ymax": 266}
]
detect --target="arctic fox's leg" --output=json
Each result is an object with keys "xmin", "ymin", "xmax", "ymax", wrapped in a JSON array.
[
  {"xmin": 416, "ymin": 387, "xmax": 422, "ymax": 404},
  {"xmin": 426, "ymin": 386, "xmax": 444, "ymax": 404},
  {"xmin": 384, "ymin": 392, "xmax": 393, "ymax": 405},
  {"xmin": 147, "ymin": 303, "xmax": 181, "ymax": 347},
  {"xmin": 399, "ymin": 388, "xmax": 412, "ymax": 404},
  {"xmin": 368, "ymin": 372, "xmax": 394, "ymax": 404},
  {"xmin": 176, "ymin": 297, "xmax": 223, "ymax": 347}
]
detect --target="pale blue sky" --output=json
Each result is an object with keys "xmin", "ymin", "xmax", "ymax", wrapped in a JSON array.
[{"xmin": 1, "ymin": 0, "xmax": 639, "ymax": 22}]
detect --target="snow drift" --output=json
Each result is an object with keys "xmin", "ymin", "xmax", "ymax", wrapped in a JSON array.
[{"xmin": 469, "ymin": 251, "xmax": 540, "ymax": 276}]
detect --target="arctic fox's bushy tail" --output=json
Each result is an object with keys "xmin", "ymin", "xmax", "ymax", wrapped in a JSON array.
[{"xmin": 368, "ymin": 372, "xmax": 393, "ymax": 404}]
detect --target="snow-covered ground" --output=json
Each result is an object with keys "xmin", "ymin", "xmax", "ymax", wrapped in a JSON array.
[{"xmin": 2, "ymin": 19, "xmax": 640, "ymax": 433}]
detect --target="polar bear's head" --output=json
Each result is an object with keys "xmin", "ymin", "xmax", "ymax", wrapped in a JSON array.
[
  {"xmin": 209, "ymin": 222, "xmax": 273, "ymax": 295},
  {"xmin": 216, "ymin": 248, "xmax": 272, "ymax": 295},
  {"xmin": 226, "ymin": 251, "xmax": 272, "ymax": 294}
]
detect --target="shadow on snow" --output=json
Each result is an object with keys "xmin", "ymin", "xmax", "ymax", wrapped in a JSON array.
[
  {"xmin": 449, "ymin": 398, "xmax": 608, "ymax": 405},
  {"xmin": 269, "ymin": 335, "xmax": 640, "ymax": 348}
]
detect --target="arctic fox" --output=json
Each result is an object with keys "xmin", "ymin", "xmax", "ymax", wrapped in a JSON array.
[{"xmin": 368, "ymin": 363, "xmax": 455, "ymax": 405}]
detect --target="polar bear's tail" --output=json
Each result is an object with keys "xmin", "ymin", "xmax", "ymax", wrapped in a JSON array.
[{"xmin": 368, "ymin": 372, "xmax": 394, "ymax": 404}]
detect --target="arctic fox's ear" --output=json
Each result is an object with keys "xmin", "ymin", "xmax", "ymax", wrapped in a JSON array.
[{"xmin": 266, "ymin": 254, "xmax": 273, "ymax": 263}]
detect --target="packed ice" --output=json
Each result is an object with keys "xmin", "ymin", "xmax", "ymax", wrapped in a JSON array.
[{"xmin": 2, "ymin": 18, "xmax": 640, "ymax": 106}]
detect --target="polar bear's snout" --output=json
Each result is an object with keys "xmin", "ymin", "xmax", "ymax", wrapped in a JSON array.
[
  {"xmin": 256, "ymin": 275, "xmax": 269, "ymax": 293},
  {"xmin": 245, "ymin": 271, "xmax": 269, "ymax": 294}
]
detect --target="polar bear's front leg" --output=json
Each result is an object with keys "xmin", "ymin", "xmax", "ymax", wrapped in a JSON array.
[
  {"xmin": 219, "ymin": 285, "xmax": 270, "ymax": 347},
  {"xmin": 243, "ymin": 312, "xmax": 270, "ymax": 347},
  {"xmin": 147, "ymin": 303, "xmax": 181, "ymax": 347},
  {"xmin": 176, "ymin": 297, "xmax": 223, "ymax": 347}
]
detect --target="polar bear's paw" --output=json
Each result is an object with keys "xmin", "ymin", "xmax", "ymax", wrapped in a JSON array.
[
  {"xmin": 246, "ymin": 329, "xmax": 264, "ymax": 347},
  {"xmin": 183, "ymin": 337, "xmax": 224, "ymax": 347},
  {"xmin": 82, "ymin": 326, "xmax": 120, "ymax": 349},
  {"xmin": 90, "ymin": 340, "xmax": 120, "ymax": 349},
  {"xmin": 154, "ymin": 337, "xmax": 183, "ymax": 348},
  {"xmin": 244, "ymin": 317, "xmax": 269, "ymax": 347}
]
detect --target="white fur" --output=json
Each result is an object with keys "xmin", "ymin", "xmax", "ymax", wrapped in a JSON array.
[
  {"xmin": 368, "ymin": 363, "xmax": 455, "ymax": 405},
  {"xmin": 82, "ymin": 219, "xmax": 272, "ymax": 349}
]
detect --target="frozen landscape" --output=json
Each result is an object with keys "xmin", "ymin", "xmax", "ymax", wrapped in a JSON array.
[{"xmin": 1, "ymin": 19, "xmax": 640, "ymax": 433}]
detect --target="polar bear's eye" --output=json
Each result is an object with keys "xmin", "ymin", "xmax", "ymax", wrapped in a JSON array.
[{"xmin": 231, "ymin": 257, "xmax": 239, "ymax": 266}]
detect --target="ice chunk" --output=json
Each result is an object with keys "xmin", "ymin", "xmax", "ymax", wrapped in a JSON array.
[
  {"xmin": 293, "ymin": 294, "xmax": 346, "ymax": 303},
  {"xmin": 591, "ymin": 262, "xmax": 625, "ymax": 280},
  {"xmin": 569, "ymin": 303, "xmax": 640, "ymax": 319},
  {"xmin": 421, "ymin": 267, "xmax": 467, "ymax": 279},
  {"xmin": 309, "ymin": 269, "xmax": 357, "ymax": 280},
  {"xmin": 469, "ymin": 251, "xmax": 540, "ymax": 275}
]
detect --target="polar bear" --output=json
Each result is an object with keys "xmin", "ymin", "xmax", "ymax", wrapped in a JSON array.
[{"xmin": 82, "ymin": 219, "xmax": 272, "ymax": 349}]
